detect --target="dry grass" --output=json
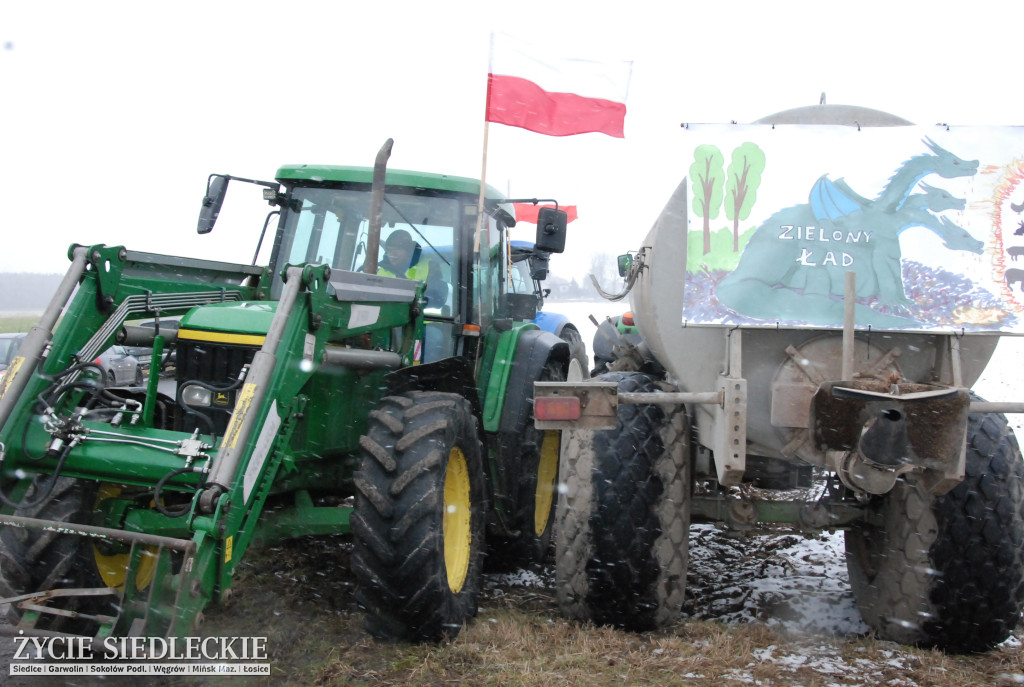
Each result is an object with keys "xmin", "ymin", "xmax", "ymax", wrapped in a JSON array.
[
  {"xmin": 176, "ymin": 537, "xmax": 1024, "ymax": 687},
  {"xmin": 308, "ymin": 612, "xmax": 1023, "ymax": 687}
]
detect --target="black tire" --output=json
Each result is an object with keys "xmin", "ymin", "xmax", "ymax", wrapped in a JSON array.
[
  {"xmin": 845, "ymin": 409, "xmax": 1024, "ymax": 652},
  {"xmin": 352, "ymin": 391, "xmax": 487, "ymax": 642},
  {"xmin": 555, "ymin": 371, "xmax": 690, "ymax": 631},
  {"xmin": 0, "ymin": 477, "xmax": 110, "ymax": 633},
  {"xmin": 559, "ymin": 326, "xmax": 589, "ymax": 379},
  {"xmin": 487, "ymin": 361, "xmax": 565, "ymax": 570}
]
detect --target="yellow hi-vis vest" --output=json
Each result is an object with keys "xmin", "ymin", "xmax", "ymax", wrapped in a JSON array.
[{"xmin": 378, "ymin": 260, "xmax": 430, "ymax": 281}]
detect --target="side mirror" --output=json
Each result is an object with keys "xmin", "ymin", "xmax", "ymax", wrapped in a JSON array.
[
  {"xmin": 535, "ymin": 207, "xmax": 567, "ymax": 254},
  {"xmin": 617, "ymin": 254, "xmax": 633, "ymax": 277},
  {"xmin": 197, "ymin": 175, "xmax": 230, "ymax": 234},
  {"xmin": 492, "ymin": 207, "xmax": 517, "ymax": 228}
]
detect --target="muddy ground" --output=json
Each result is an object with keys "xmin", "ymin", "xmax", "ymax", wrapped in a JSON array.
[{"xmin": 2, "ymin": 522, "xmax": 1022, "ymax": 685}]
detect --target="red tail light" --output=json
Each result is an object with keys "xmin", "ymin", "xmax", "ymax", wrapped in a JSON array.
[{"xmin": 534, "ymin": 396, "xmax": 581, "ymax": 422}]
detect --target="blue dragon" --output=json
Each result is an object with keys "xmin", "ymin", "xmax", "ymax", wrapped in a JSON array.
[{"xmin": 715, "ymin": 138, "xmax": 980, "ymax": 327}]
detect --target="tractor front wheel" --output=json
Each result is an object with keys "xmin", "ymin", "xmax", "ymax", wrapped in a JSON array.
[
  {"xmin": 352, "ymin": 391, "xmax": 487, "ymax": 642},
  {"xmin": 0, "ymin": 476, "xmax": 112, "ymax": 633}
]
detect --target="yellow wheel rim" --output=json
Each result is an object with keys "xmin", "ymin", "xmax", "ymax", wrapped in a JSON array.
[
  {"xmin": 534, "ymin": 431, "xmax": 560, "ymax": 536},
  {"xmin": 93, "ymin": 485, "xmax": 157, "ymax": 591},
  {"xmin": 443, "ymin": 447, "xmax": 472, "ymax": 593}
]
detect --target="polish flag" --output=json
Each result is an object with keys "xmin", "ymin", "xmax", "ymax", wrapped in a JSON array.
[
  {"xmin": 486, "ymin": 33, "xmax": 632, "ymax": 138},
  {"xmin": 513, "ymin": 203, "xmax": 579, "ymax": 224}
]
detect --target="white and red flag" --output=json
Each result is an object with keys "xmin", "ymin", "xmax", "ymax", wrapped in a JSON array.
[{"xmin": 485, "ymin": 33, "xmax": 632, "ymax": 138}]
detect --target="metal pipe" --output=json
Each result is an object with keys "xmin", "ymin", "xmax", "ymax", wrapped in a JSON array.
[
  {"xmin": 0, "ymin": 246, "xmax": 89, "ymax": 429},
  {"xmin": 0, "ymin": 514, "xmax": 196, "ymax": 552},
  {"xmin": 142, "ymin": 335, "xmax": 164, "ymax": 425},
  {"xmin": 842, "ymin": 270, "xmax": 855, "ymax": 381},
  {"xmin": 618, "ymin": 391, "xmax": 723, "ymax": 406},
  {"xmin": 970, "ymin": 401, "xmax": 1024, "ymax": 414},
  {"xmin": 364, "ymin": 138, "xmax": 394, "ymax": 275},
  {"xmin": 323, "ymin": 347, "xmax": 402, "ymax": 370},
  {"xmin": 204, "ymin": 265, "xmax": 305, "ymax": 496},
  {"xmin": 118, "ymin": 325, "xmax": 179, "ymax": 346},
  {"xmin": 950, "ymin": 334, "xmax": 964, "ymax": 388}
]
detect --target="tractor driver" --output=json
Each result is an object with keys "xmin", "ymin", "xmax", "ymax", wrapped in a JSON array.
[{"xmin": 378, "ymin": 229, "xmax": 447, "ymax": 308}]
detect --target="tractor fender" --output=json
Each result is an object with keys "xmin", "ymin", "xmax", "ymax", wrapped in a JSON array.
[
  {"xmin": 487, "ymin": 329, "xmax": 568, "ymax": 532},
  {"xmin": 534, "ymin": 310, "xmax": 570, "ymax": 337},
  {"xmin": 496, "ymin": 328, "xmax": 569, "ymax": 437},
  {"xmin": 383, "ymin": 357, "xmax": 484, "ymax": 423}
]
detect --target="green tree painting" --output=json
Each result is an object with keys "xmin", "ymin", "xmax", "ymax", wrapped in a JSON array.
[
  {"xmin": 690, "ymin": 144, "xmax": 725, "ymax": 255},
  {"xmin": 724, "ymin": 142, "xmax": 766, "ymax": 251}
]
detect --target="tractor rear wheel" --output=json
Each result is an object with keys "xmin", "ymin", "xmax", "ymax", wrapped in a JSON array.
[
  {"xmin": 488, "ymin": 360, "xmax": 565, "ymax": 570},
  {"xmin": 845, "ymin": 408, "xmax": 1024, "ymax": 652},
  {"xmin": 0, "ymin": 476, "xmax": 112, "ymax": 633},
  {"xmin": 352, "ymin": 391, "xmax": 487, "ymax": 642},
  {"xmin": 555, "ymin": 371, "xmax": 690, "ymax": 631},
  {"xmin": 559, "ymin": 326, "xmax": 589, "ymax": 379}
]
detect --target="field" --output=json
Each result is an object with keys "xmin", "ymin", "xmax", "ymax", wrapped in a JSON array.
[
  {"xmin": 181, "ymin": 528, "xmax": 1024, "ymax": 687},
  {"xmin": 0, "ymin": 312, "xmax": 41, "ymax": 333}
]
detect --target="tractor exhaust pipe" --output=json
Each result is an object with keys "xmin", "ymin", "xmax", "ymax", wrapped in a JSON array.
[{"xmin": 363, "ymin": 138, "xmax": 394, "ymax": 275}]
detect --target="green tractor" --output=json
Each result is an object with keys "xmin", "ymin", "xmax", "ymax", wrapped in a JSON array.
[{"xmin": 0, "ymin": 140, "xmax": 574, "ymax": 642}]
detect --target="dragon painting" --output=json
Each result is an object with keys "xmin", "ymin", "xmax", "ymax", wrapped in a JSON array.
[{"xmin": 715, "ymin": 138, "xmax": 981, "ymax": 327}]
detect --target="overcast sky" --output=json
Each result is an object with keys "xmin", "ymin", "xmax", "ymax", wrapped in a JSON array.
[{"xmin": 2, "ymin": 0, "xmax": 1021, "ymax": 277}]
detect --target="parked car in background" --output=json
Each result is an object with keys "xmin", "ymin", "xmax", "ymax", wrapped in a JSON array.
[
  {"xmin": 3, "ymin": 334, "xmax": 144, "ymax": 387},
  {"xmin": 0, "ymin": 332, "xmax": 27, "ymax": 381},
  {"xmin": 96, "ymin": 345, "xmax": 143, "ymax": 386},
  {"xmin": 137, "ymin": 317, "xmax": 180, "ymax": 374}
]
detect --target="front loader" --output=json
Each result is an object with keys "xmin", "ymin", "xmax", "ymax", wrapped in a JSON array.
[{"xmin": 0, "ymin": 139, "xmax": 576, "ymax": 643}]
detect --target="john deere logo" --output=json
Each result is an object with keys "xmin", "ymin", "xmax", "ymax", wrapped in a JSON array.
[{"xmin": 213, "ymin": 391, "xmax": 232, "ymax": 407}]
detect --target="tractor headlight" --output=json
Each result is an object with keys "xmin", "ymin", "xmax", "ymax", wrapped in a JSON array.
[{"xmin": 181, "ymin": 384, "xmax": 212, "ymax": 407}]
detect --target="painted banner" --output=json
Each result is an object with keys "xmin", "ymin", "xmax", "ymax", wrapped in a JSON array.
[{"xmin": 681, "ymin": 123, "xmax": 1024, "ymax": 332}]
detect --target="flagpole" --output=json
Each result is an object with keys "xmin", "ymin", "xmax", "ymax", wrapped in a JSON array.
[
  {"xmin": 475, "ymin": 118, "xmax": 489, "ymax": 258},
  {"xmin": 474, "ymin": 34, "xmax": 496, "ymax": 349}
]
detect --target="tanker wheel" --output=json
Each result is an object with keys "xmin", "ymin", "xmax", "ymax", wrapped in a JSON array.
[
  {"xmin": 555, "ymin": 371, "xmax": 690, "ymax": 631},
  {"xmin": 845, "ymin": 408, "xmax": 1024, "ymax": 652},
  {"xmin": 0, "ymin": 476, "xmax": 114, "ymax": 633},
  {"xmin": 351, "ymin": 391, "xmax": 487, "ymax": 642}
]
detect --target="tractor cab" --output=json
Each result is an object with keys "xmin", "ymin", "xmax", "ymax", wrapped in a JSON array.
[{"xmin": 198, "ymin": 165, "xmax": 568, "ymax": 365}]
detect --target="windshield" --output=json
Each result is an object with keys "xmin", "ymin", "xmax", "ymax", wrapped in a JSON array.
[
  {"xmin": 509, "ymin": 254, "xmax": 534, "ymax": 295},
  {"xmin": 273, "ymin": 187, "xmax": 459, "ymax": 316},
  {"xmin": 0, "ymin": 335, "xmax": 23, "ymax": 367}
]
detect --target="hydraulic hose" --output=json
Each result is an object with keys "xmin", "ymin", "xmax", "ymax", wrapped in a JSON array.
[
  {"xmin": 153, "ymin": 467, "xmax": 198, "ymax": 518},
  {"xmin": 0, "ymin": 439, "xmax": 75, "ymax": 510}
]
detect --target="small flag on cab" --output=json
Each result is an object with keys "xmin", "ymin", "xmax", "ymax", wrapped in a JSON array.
[{"xmin": 513, "ymin": 203, "xmax": 578, "ymax": 224}]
